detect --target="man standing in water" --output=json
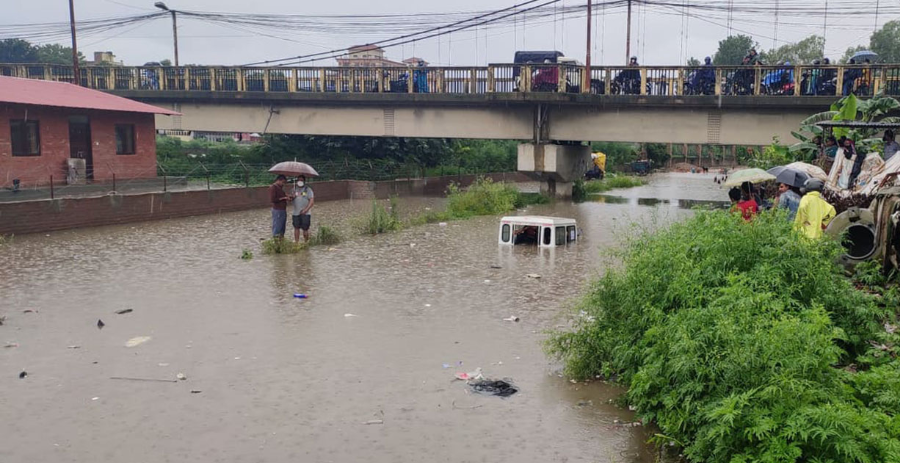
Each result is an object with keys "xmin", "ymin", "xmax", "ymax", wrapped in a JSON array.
[
  {"xmin": 269, "ymin": 175, "xmax": 290, "ymax": 239},
  {"xmin": 292, "ymin": 175, "xmax": 315, "ymax": 243}
]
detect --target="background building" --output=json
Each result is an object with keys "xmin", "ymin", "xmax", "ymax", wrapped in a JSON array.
[
  {"xmin": 336, "ymin": 45, "xmax": 403, "ymax": 67},
  {"xmin": 0, "ymin": 76, "xmax": 177, "ymax": 187}
]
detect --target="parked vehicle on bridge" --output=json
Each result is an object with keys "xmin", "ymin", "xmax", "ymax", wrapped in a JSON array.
[
  {"xmin": 511, "ymin": 51, "xmax": 600, "ymax": 93},
  {"xmin": 499, "ymin": 216, "xmax": 578, "ymax": 247}
]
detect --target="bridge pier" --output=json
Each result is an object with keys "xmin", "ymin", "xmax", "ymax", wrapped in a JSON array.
[{"xmin": 517, "ymin": 143, "xmax": 591, "ymax": 198}]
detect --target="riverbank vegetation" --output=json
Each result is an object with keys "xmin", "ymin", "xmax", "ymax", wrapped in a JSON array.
[
  {"xmin": 362, "ymin": 178, "xmax": 550, "ymax": 235},
  {"xmin": 548, "ymin": 211, "xmax": 899, "ymax": 463},
  {"xmin": 573, "ymin": 176, "xmax": 647, "ymax": 200}
]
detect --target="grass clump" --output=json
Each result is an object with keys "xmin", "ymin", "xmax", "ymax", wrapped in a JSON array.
[
  {"xmin": 363, "ymin": 197, "xmax": 403, "ymax": 235},
  {"xmin": 240, "ymin": 249, "xmax": 253, "ymax": 260},
  {"xmin": 445, "ymin": 177, "xmax": 543, "ymax": 218},
  {"xmin": 261, "ymin": 238, "xmax": 307, "ymax": 254},
  {"xmin": 583, "ymin": 176, "xmax": 646, "ymax": 194},
  {"xmin": 547, "ymin": 210, "xmax": 899, "ymax": 463},
  {"xmin": 0, "ymin": 234, "xmax": 12, "ymax": 246},
  {"xmin": 309, "ymin": 225, "xmax": 342, "ymax": 246}
]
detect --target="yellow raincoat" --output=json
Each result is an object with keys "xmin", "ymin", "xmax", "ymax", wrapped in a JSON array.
[{"xmin": 794, "ymin": 191, "xmax": 836, "ymax": 239}]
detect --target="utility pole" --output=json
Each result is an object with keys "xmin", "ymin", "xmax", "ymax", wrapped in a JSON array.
[
  {"xmin": 155, "ymin": 2, "xmax": 179, "ymax": 66},
  {"xmin": 625, "ymin": 0, "xmax": 633, "ymax": 64},
  {"xmin": 68, "ymin": 0, "xmax": 80, "ymax": 85},
  {"xmin": 585, "ymin": 0, "xmax": 592, "ymax": 92}
]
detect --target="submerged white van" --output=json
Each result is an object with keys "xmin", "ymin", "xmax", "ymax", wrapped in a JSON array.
[{"xmin": 498, "ymin": 216, "xmax": 578, "ymax": 247}]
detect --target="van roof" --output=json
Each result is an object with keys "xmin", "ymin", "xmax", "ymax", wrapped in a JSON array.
[{"xmin": 500, "ymin": 216, "xmax": 576, "ymax": 226}]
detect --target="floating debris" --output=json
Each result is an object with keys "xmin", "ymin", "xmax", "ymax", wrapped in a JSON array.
[
  {"xmin": 125, "ymin": 336, "xmax": 152, "ymax": 347},
  {"xmin": 176, "ymin": 373, "xmax": 187, "ymax": 381},
  {"xmin": 526, "ymin": 273, "xmax": 542, "ymax": 279},
  {"xmin": 96, "ymin": 319, "xmax": 105, "ymax": 330},
  {"xmin": 19, "ymin": 371, "xmax": 27, "ymax": 379},
  {"xmin": 503, "ymin": 316, "xmax": 520, "ymax": 322},
  {"xmin": 114, "ymin": 309, "xmax": 133, "ymax": 315}
]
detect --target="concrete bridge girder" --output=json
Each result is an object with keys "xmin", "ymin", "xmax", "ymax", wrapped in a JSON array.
[{"xmin": 151, "ymin": 98, "xmax": 815, "ymax": 147}]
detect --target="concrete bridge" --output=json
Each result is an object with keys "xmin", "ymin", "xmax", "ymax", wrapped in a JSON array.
[{"xmin": 5, "ymin": 62, "xmax": 895, "ymax": 195}]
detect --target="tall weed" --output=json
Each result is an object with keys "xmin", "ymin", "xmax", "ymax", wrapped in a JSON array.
[
  {"xmin": 445, "ymin": 177, "xmax": 520, "ymax": 218},
  {"xmin": 363, "ymin": 198, "xmax": 403, "ymax": 234},
  {"xmin": 548, "ymin": 210, "xmax": 898, "ymax": 463}
]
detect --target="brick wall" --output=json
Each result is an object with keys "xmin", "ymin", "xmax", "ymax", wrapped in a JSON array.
[
  {"xmin": 0, "ymin": 174, "xmax": 532, "ymax": 236},
  {"xmin": 0, "ymin": 104, "xmax": 158, "ymax": 187}
]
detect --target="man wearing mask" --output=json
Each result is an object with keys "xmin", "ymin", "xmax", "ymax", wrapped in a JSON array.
[{"xmin": 291, "ymin": 176, "xmax": 315, "ymax": 243}]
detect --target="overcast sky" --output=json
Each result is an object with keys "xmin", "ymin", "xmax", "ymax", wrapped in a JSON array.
[{"xmin": 4, "ymin": 0, "xmax": 892, "ymax": 67}]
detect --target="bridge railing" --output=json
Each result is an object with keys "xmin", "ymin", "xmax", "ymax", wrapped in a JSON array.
[{"xmin": 3, "ymin": 63, "xmax": 900, "ymax": 98}]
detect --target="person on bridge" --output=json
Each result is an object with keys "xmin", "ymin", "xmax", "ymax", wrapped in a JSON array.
[
  {"xmin": 269, "ymin": 175, "xmax": 291, "ymax": 239},
  {"xmin": 291, "ymin": 176, "xmax": 315, "ymax": 243},
  {"xmin": 794, "ymin": 179, "xmax": 836, "ymax": 239},
  {"xmin": 746, "ymin": 48, "xmax": 762, "ymax": 65}
]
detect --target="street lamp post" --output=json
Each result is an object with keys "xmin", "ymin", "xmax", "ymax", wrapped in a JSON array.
[{"xmin": 154, "ymin": 2, "xmax": 178, "ymax": 66}]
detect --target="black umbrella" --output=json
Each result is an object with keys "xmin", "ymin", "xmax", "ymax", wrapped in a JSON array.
[{"xmin": 767, "ymin": 166, "xmax": 809, "ymax": 188}]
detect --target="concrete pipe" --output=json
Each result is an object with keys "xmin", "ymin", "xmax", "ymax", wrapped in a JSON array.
[{"xmin": 825, "ymin": 207, "xmax": 877, "ymax": 268}]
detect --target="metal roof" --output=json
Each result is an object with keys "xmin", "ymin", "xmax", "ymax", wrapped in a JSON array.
[
  {"xmin": 0, "ymin": 76, "xmax": 179, "ymax": 115},
  {"xmin": 815, "ymin": 120, "xmax": 900, "ymax": 129},
  {"xmin": 500, "ymin": 216, "xmax": 577, "ymax": 226}
]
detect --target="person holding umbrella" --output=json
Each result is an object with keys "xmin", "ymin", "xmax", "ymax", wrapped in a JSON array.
[
  {"xmin": 268, "ymin": 161, "xmax": 321, "ymax": 240},
  {"xmin": 269, "ymin": 175, "xmax": 291, "ymax": 239},
  {"xmin": 291, "ymin": 175, "xmax": 315, "ymax": 243}
]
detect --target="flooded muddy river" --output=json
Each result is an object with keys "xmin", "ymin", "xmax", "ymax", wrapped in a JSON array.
[{"xmin": 0, "ymin": 173, "xmax": 723, "ymax": 462}]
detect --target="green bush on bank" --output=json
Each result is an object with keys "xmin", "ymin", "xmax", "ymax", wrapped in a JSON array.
[{"xmin": 548, "ymin": 210, "xmax": 899, "ymax": 463}]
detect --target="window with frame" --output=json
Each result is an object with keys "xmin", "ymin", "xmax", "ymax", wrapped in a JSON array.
[
  {"xmin": 501, "ymin": 224, "xmax": 511, "ymax": 243},
  {"xmin": 115, "ymin": 124, "xmax": 135, "ymax": 155},
  {"xmin": 555, "ymin": 226, "xmax": 566, "ymax": 245},
  {"xmin": 543, "ymin": 227, "xmax": 552, "ymax": 245},
  {"xmin": 10, "ymin": 120, "xmax": 40, "ymax": 156}
]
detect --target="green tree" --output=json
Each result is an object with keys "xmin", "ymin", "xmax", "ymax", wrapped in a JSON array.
[
  {"xmin": 686, "ymin": 56, "xmax": 701, "ymax": 67},
  {"xmin": 870, "ymin": 20, "xmax": 900, "ymax": 63},
  {"xmin": 160, "ymin": 59, "xmax": 172, "ymax": 66},
  {"xmin": 762, "ymin": 35, "xmax": 825, "ymax": 64},
  {"xmin": 713, "ymin": 35, "xmax": 757, "ymax": 65},
  {"xmin": 35, "ymin": 43, "xmax": 84, "ymax": 65},
  {"xmin": 0, "ymin": 39, "xmax": 39, "ymax": 63}
]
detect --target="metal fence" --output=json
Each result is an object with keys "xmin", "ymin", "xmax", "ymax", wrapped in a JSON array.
[
  {"xmin": 0, "ymin": 159, "xmax": 515, "ymax": 203},
  {"xmin": 4, "ymin": 63, "xmax": 898, "ymax": 98}
]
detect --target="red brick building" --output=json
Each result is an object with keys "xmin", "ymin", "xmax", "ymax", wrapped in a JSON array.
[{"xmin": 0, "ymin": 76, "xmax": 178, "ymax": 187}]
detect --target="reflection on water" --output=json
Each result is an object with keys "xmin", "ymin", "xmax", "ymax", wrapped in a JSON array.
[
  {"xmin": 594, "ymin": 195, "xmax": 730, "ymax": 210},
  {"xmin": 0, "ymin": 174, "xmax": 718, "ymax": 463}
]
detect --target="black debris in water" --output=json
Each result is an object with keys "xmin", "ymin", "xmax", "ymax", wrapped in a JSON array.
[
  {"xmin": 97, "ymin": 319, "xmax": 105, "ymax": 330},
  {"xmin": 115, "ymin": 309, "xmax": 133, "ymax": 315},
  {"xmin": 19, "ymin": 371, "xmax": 26, "ymax": 379},
  {"xmin": 470, "ymin": 379, "xmax": 518, "ymax": 397}
]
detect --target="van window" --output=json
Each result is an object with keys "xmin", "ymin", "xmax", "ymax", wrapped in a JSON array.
[
  {"xmin": 555, "ymin": 226, "xmax": 566, "ymax": 245},
  {"xmin": 501, "ymin": 224, "xmax": 510, "ymax": 242},
  {"xmin": 567, "ymin": 225, "xmax": 576, "ymax": 242},
  {"xmin": 543, "ymin": 227, "xmax": 552, "ymax": 245}
]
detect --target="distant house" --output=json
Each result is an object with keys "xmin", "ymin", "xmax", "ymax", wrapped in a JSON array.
[
  {"xmin": 0, "ymin": 76, "xmax": 178, "ymax": 187},
  {"xmin": 402, "ymin": 57, "xmax": 429, "ymax": 66},
  {"xmin": 336, "ymin": 44, "xmax": 404, "ymax": 67}
]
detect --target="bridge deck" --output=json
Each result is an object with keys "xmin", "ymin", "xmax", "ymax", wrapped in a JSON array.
[{"xmin": 2, "ymin": 63, "xmax": 896, "ymax": 101}]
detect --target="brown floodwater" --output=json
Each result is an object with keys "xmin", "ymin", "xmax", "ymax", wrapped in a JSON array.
[{"xmin": 0, "ymin": 173, "xmax": 723, "ymax": 463}]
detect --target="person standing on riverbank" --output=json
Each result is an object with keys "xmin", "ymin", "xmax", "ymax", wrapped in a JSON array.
[
  {"xmin": 775, "ymin": 183, "xmax": 801, "ymax": 221},
  {"xmin": 269, "ymin": 175, "xmax": 290, "ymax": 238},
  {"xmin": 292, "ymin": 176, "xmax": 315, "ymax": 243},
  {"xmin": 795, "ymin": 179, "xmax": 836, "ymax": 239}
]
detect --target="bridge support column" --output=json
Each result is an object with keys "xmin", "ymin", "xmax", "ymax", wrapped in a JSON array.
[{"xmin": 517, "ymin": 142, "xmax": 591, "ymax": 198}]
